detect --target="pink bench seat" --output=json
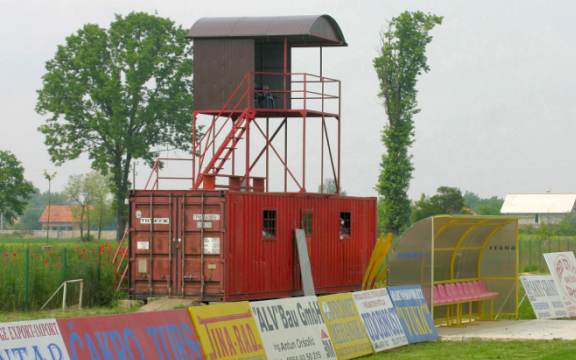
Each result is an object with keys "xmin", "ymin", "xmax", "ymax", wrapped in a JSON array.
[
  {"xmin": 433, "ymin": 280, "xmax": 498, "ymax": 305},
  {"xmin": 433, "ymin": 280, "xmax": 499, "ymax": 325}
]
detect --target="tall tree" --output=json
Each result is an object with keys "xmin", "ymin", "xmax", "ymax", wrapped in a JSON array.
[
  {"xmin": 85, "ymin": 172, "xmax": 113, "ymax": 240},
  {"xmin": 65, "ymin": 174, "xmax": 91, "ymax": 240},
  {"xmin": 374, "ymin": 11, "xmax": 442, "ymax": 234},
  {"xmin": 0, "ymin": 150, "xmax": 34, "ymax": 225},
  {"xmin": 64, "ymin": 172, "xmax": 113, "ymax": 240},
  {"xmin": 36, "ymin": 12, "xmax": 193, "ymax": 238}
]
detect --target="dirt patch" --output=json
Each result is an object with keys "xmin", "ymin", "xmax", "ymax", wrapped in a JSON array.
[
  {"xmin": 439, "ymin": 320, "xmax": 576, "ymax": 341},
  {"xmin": 137, "ymin": 297, "xmax": 202, "ymax": 312}
]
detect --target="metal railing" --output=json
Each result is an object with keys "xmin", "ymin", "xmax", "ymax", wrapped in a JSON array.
[
  {"xmin": 251, "ymin": 71, "xmax": 341, "ymax": 113},
  {"xmin": 143, "ymin": 71, "xmax": 341, "ymax": 191}
]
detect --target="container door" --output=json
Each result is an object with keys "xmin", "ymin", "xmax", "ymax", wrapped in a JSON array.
[
  {"xmin": 178, "ymin": 194, "xmax": 226, "ymax": 300},
  {"xmin": 130, "ymin": 193, "xmax": 177, "ymax": 296}
]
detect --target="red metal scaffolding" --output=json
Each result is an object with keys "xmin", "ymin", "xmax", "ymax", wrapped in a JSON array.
[{"xmin": 145, "ymin": 69, "xmax": 341, "ymax": 194}]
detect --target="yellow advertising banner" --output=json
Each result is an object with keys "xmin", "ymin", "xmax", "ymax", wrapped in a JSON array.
[
  {"xmin": 318, "ymin": 293, "xmax": 374, "ymax": 359},
  {"xmin": 189, "ymin": 302, "xmax": 267, "ymax": 360}
]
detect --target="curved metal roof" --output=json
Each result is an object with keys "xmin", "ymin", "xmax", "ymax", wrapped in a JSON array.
[{"xmin": 188, "ymin": 15, "xmax": 347, "ymax": 47}]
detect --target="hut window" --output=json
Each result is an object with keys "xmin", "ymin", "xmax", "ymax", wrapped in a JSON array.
[
  {"xmin": 263, "ymin": 210, "xmax": 276, "ymax": 238},
  {"xmin": 302, "ymin": 210, "xmax": 313, "ymax": 236},
  {"xmin": 340, "ymin": 212, "xmax": 351, "ymax": 237}
]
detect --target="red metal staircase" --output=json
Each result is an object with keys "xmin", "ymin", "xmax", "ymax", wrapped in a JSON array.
[{"xmin": 193, "ymin": 109, "xmax": 255, "ymax": 189}]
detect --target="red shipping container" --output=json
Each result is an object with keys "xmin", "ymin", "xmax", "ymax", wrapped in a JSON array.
[{"xmin": 129, "ymin": 190, "xmax": 376, "ymax": 301}]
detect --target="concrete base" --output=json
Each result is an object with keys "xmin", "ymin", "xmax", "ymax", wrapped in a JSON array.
[
  {"xmin": 137, "ymin": 297, "xmax": 201, "ymax": 312},
  {"xmin": 439, "ymin": 320, "xmax": 576, "ymax": 341}
]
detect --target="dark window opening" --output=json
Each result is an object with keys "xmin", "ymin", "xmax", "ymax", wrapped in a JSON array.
[
  {"xmin": 263, "ymin": 210, "xmax": 276, "ymax": 238},
  {"xmin": 340, "ymin": 212, "xmax": 351, "ymax": 237},
  {"xmin": 302, "ymin": 210, "xmax": 313, "ymax": 236}
]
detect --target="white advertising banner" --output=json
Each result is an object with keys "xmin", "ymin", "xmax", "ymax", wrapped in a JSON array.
[
  {"xmin": 0, "ymin": 319, "xmax": 70, "ymax": 359},
  {"xmin": 544, "ymin": 252, "xmax": 576, "ymax": 317},
  {"xmin": 352, "ymin": 288, "xmax": 408, "ymax": 352},
  {"xmin": 520, "ymin": 275, "xmax": 568, "ymax": 319},
  {"xmin": 250, "ymin": 296, "xmax": 337, "ymax": 360}
]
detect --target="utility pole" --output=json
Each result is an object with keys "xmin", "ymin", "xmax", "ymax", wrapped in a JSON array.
[
  {"xmin": 43, "ymin": 170, "xmax": 56, "ymax": 241},
  {"xmin": 132, "ymin": 161, "xmax": 137, "ymax": 190}
]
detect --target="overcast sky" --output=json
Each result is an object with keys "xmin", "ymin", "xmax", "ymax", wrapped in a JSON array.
[{"xmin": 1, "ymin": 0, "xmax": 575, "ymax": 198}]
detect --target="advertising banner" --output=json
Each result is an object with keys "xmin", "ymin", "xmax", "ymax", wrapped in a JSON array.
[
  {"xmin": 57, "ymin": 310, "xmax": 203, "ymax": 360},
  {"xmin": 0, "ymin": 319, "xmax": 69, "ymax": 359},
  {"xmin": 317, "ymin": 293, "xmax": 373, "ymax": 360},
  {"xmin": 250, "ymin": 296, "xmax": 336, "ymax": 359},
  {"xmin": 388, "ymin": 285, "xmax": 437, "ymax": 343},
  {"xmin": 188, "ymin": 302, "xmax": 266, "ymax": 360},
  {"xmin": 520, "ymin": 275, "xmax": 568, "ymax": 319},
  {"xmin": 544, "ymin": 252, "xmax": 576, "ymax": 316},
  {"xmin": 352, "ymin": 288, "xmax": 408, "ymax": 352}
]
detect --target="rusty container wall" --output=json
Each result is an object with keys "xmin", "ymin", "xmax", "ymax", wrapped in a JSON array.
[
  {"xmin": 224, "ymin": 192, "xmax": 376, "ymax": 301},
  {"xmin": 129, "ymin": 190, "xmax": 227, "ymax": 300},
  {"xmin": 129, "ymin": 190, "xmax": 376, "ymax": 301},
  {"xmin": 193, "ymin": 39, "xmax": 255, "ymax": 110}
]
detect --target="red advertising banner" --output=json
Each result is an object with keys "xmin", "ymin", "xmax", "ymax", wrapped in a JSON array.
[{"xmin": 57, "ymin": 310, "xmax": 204, "ymax": 360}]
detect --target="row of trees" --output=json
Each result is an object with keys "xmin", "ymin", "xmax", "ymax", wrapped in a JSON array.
[
  {"xmin": 376, "ymin": 186, "xmax": 504, "ymax": 232},
  {"xmin": 0, "ymin": 150, "xmax": 114, "ymax": 240},
  {"xmin": 411, "ymin": 186, "xmax": 503, "ymax": 223}
]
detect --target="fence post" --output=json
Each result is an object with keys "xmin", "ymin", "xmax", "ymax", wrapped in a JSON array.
[
  {"xmin": 538, "ymin": 238, "xmax": 543, "ymax": 271},
  {"xmin": 61, "ymin": 248, "xmax": 68, "ymax": 283},
  {"xmin": 97, "ymin": 247, "xmax": 102, "ymax": 283},
  {"xmin": 527, "ymin": 238, "xmax": 532, "ymax": 270},
  {"xmin": 79, "ymin": 280, "xmax": 83, "ymax": 310},
  {"xmin": 62, "ymin": 282, "xmax": 67, "ymax": 311},
  {"xmin": 24, "ymin": 247, "xmax": 30, "ymax": 311}
]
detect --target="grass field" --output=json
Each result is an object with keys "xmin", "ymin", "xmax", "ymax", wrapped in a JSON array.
[
  {"xmin": 0, "ymin": 232, "xmax": 566, "ymax": 314},
  {"xmin": 0, "ymin": 305, "xmax": 138, "ymax": 322},
  {"xmin": 0, "ymin": 235, "xmax": 120, "ymax": 312},
  {"xmin": 365, "ymin": 340, "xmax": 576, "ymax": 359},
  {"xmin": 518, "ymin": 233, "xmax": 576, "ymax": 272}
]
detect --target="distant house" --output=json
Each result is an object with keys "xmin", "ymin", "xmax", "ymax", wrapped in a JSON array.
[
  {"xmin": 500, "ymin": 193, "xmax": 576, "ymax": 226},
  {"xmin": 38, "ymin": 205, "xmax": 80, "ymax": 231}
]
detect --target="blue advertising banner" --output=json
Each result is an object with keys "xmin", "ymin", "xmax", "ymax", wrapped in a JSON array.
[
  {"xmin": 352, "ymin": 288, "xmax": 408, "ymax": 352},
  {"xmin": 58, "ymin": 310, "xmax": 203, "ymax": 360},
  {"xmin": 388, "ymin": 285, "xmax": 437, "ymax": 343}
]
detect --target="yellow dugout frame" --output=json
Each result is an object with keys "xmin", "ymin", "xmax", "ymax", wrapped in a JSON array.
[{"xmin": 386, "ymin": 215, "xmax": 519, "ymax": 322}]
